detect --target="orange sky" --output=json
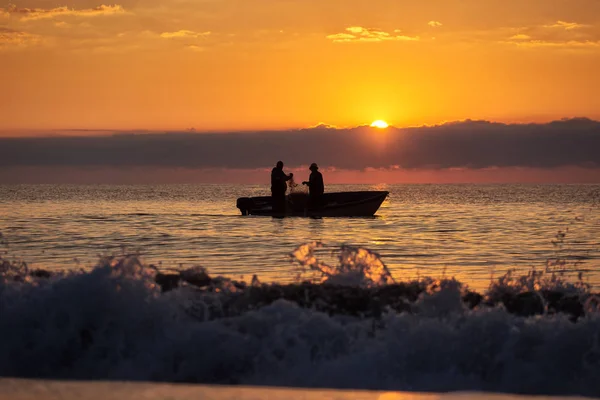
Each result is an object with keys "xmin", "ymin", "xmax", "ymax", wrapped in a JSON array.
[{"xmin": 1, "ymin": 0, "xmax": 599, "ymax": 131}]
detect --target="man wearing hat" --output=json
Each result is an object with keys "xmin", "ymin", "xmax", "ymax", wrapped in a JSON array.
[{"xmin": 302, "ymin": 163, "xmax": 324, "ymax": 209}]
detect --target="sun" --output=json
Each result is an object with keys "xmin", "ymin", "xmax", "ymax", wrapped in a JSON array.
[{"xmin": 370, "ymin": 120, "xmax": 389, "ymax": 129}]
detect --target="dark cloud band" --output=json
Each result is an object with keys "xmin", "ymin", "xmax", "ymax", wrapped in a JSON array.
[{"xmin": 1, "ymin": 118, "xmax": 598, "ymax": 170}]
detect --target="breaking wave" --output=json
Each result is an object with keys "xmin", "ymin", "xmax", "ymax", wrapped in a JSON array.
[{"xmin": 1, "ymin": 243, "xmax": 600, "ymax": 397}]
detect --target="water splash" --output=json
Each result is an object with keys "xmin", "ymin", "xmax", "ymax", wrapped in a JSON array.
[
  {"xmin": 2, "ymin": 246, "xmax": 600, "ymax": 395},
  {"xmin": 290, "ymin": 242, "xmax": 394, "ymax": 287}
]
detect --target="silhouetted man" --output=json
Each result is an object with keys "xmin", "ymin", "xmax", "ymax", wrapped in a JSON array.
[
  {"xmin": 271, "ymin": 161, "xmax": 293, "ymax": 213},
  {"xmin": 302, "ymin": 163, "xmax": 324, "ymax": 209}
]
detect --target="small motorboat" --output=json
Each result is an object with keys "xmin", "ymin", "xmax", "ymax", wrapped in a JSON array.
[{"xmin": 236, "ymin": 191, "xmax": 389, "ymax": 217}]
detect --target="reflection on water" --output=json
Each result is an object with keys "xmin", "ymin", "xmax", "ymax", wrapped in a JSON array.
[{"xmin": 0, "ymin": 184, "xmax": 599, "ymax": 291}]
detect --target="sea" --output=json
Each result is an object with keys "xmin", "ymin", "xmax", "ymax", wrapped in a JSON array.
[
  {"xmin": 1, "ymin": 183, "xmax": 600, "ymax": 397},
  {"xmin": 1, "ymin": 184, "xmax": 599, "ymax": 291}
]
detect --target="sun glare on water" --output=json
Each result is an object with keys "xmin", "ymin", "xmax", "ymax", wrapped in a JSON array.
[{"xmin": 370, "ymin": 120, "xmax": 389, "ymax": 129}]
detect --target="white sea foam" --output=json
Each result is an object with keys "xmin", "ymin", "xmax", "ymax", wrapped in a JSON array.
[{"xmin": 1, "ymin": 248, "xmax": 600, "ymax": 397}]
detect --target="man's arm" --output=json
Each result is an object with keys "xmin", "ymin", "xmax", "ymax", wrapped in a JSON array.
[
  {"xmin": 303, "ymin": 174, "xmax": 312, "ymax": 186},
  {"xmin": 273, "ymin": 170, "xmax": 291, "ymax": 182}
]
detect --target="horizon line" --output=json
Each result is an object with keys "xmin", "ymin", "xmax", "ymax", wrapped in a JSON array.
[{"xmin": 0, "ymin": 116, "xmax": 598, "ymax": 137}]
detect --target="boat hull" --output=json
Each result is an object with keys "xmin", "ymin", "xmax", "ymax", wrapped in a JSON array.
[{"xmin": 236, "ymin": 191, "xmax": 389, "ymax": 217}]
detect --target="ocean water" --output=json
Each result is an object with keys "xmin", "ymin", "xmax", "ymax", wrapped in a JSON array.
[
  {"xmin": 2, "ymin": 184, "xmax": 600, "ymax": 396},
  {"xmin": 1, "ymin": 379, "xmax": 596, "ymax": 400},
  {"xmin": 0, "ymin": 184, "xmax": 598, "ymax": 291}
]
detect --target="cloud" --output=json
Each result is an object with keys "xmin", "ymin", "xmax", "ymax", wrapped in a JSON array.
[
  {"xmin": 158, "ymin": 30, "xmax": 213, "ymax": 52},
  {"xmin": 3, "ymin": 4, "xmax": 126, "ymax": 21},
  {"xmin": 509, "ymin": 34, "xmax": 531, "ymax": 40},
  {"xmin": 502, "ymin": 21, "xmax": 599, "ymax": 50},
  {"xmin": 428, "ymin": 21, "xmax": 442, "ymax": 28},
  {"xmin": 160, "ymin": 30, "xmax": 211, "ymax": 39},
  {"xmin": 187, "ymin": 45, "xmax": 205, "ymax": 52},
  {"xmin": 508, "ymin": 39, "xmax": 600, "ymax": 49},
  {"xmin": 444, "ymin": 20, "xmax": 596, "ymax": 50},
  {"xmin": 0, "ymin": 27, "xmax": 43, "ymax": 49},
  {"xmin": 325, "ymin": 33, "xmax": 355, "ymax": 42},
  {"xmin": 1, "ymin": 119, "xmax": 598, "ymax": 172},
  {"xmin": 503, "ymin": 32, "xmax": 600, "ymax": 49},
  {"xmin": 327, "ymin": 27, "xmax": 419, "ymax": 43},
  {"xmin": 543, "ymin": 21, "xmax": 588, "ymax": 30},
  {"xmin": 309, "ymin": 122, "xmax": 338, "ymax": 129}
]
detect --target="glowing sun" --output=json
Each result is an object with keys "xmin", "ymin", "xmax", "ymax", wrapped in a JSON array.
[{"xmin": 370, "ymin": 120, "xmax": 389, "ymax": 129}]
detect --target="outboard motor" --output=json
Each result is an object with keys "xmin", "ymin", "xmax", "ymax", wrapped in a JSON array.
[{"xmin": 236, "ymin": 197, "xmax": 254, "ymax": 215}]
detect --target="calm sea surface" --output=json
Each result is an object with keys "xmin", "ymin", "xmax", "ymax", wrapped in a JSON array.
[{"xmin": 1, "ymin": 184, "xmax": 599, "ymax": 291}]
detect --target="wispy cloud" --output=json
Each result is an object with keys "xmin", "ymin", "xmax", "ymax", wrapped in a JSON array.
[
  {"xmin": 543, "ymin": 21, "xmax": 588, "ymax": 30},
  {"xmin": 428, "ymin": 21, "xmax": 442, "ymax": 28},
  {"xmin": 2, "ymin": 4, "xmax": 126, "ymax": 21},
  {"xmin": 325, "ymin": 33, "xmax": 355, "ymax": 42},
  {"xmin": 187, "ymin": 45, "xmax": 205, "ymax": 52},
  {"xmin": 0, "ymin": 27, "xmax": 43, "ymax": 49},
  {"xmin": 509, "ymin": 34, "xmax": 531, "ymax": 40},
  {"xmin": 327, "ymin": 27, "xmax": 419, "ymax": 43},
  {"xmin": 0, "ymin": 4, "xmax": 126, "ymax": 21},
  {"xmin": 501, "ymin": 20, "xmax": 598, "ymax": 50},
  {"xmin": 160, "ymin": 30, "xmax": 211, "ymax": 39},
  {"xmin": 507, "ymin": 39, "xmax": 600, "ymax": 49}
]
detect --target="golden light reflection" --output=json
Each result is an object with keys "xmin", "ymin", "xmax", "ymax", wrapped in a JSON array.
[{"xmin": 378, "ymin": 392, "xmax": 442, "ymax": 400}]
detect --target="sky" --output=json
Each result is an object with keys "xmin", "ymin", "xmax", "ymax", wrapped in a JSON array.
[{"xmin": 1, "ymin": 0, "xmax": 599, "ymax": 183}]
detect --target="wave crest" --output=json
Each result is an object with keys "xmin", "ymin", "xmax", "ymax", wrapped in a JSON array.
[{"xmin": 1, "ymin": 245, "xmax": 600, "ymax": 395}]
